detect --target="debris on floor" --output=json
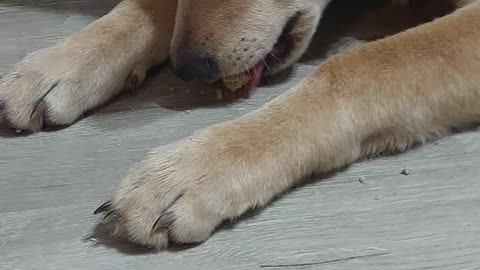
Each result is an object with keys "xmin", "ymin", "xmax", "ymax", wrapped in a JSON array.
[
  {"xmin": 359, "ymin": 176, "xmax": 367, "ymax": 184},
  {"xmin": 401, "ymin": 168, "xmax": 412, "ymax": 175}
]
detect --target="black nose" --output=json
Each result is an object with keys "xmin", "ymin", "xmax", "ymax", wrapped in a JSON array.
[{"xmin": 170, "ymin": 46, "xmax": 220, "ymax": 81}]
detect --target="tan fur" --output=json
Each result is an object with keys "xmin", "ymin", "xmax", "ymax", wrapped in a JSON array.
[
  {"xmin": 0, "ymin": 0, "xmax": 176, "ymax": 129},
  {"xmin": 1, "ymin": 0, "xmax": 479, "ymax": 248}
]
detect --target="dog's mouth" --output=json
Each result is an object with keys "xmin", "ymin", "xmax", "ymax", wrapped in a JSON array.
[{"xmin": 227, "ymin": 13, "xmax": 301, "ymax": 92}]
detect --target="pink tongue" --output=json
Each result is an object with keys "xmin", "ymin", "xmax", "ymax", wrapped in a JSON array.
[{"xmin": 244, "ymin": 62, "xmax": 265, "ymax": 92}]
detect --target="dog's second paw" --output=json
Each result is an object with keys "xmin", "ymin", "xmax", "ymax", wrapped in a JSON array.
[
  {"xmin": 0, "ymin": 42, "xmax": 146, "ymax": 132},
  {"xmin": 96, "ymin": 124, "xmax": 281, "ymax": 249}
]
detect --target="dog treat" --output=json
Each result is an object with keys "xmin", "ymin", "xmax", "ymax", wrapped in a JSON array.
[
  {"xmin": 223, "ymin": 73, "xmax": 250, "ymax": 92},
  {"xmin": 216, "ymin": 88, "xmax": 224, "ymax": 100}
]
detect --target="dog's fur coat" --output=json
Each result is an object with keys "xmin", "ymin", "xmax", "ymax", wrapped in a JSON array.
[{"xmin": 0, "ymin": 0, "xmax": 479, "ymax": 248}]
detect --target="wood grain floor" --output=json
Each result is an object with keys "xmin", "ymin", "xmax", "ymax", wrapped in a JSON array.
[{"xmin": 1, "ymin": 1, "xmax": 479, "ymax": 269}]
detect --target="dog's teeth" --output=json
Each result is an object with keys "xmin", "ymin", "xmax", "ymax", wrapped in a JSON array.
[{"xmin": 15, "ymin": 129, "xmax": 22, "ymax": 133}]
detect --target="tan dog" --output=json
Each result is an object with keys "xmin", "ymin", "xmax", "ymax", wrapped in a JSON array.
[{"xmin": 0, "ymin": 0, "xmax": 479, "ymax": 248}]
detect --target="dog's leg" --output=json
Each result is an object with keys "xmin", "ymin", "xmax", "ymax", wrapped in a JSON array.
[
  {"xmin": 100, "ymin": 3, "xmax": 480, "ymax": 248},
  {"xmin": 0, "ymin": 0, "xmax": 177, "ymax": 131}
]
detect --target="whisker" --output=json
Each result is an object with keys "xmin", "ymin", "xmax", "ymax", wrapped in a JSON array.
[
  {"xmin": 267, "ymin": 53, "xmax": 283, "ymax": 67},
  {"xmin": 262, "ymin": 57, "xmax": 273, "ymax": 74},
  {"xmin": 245, "ymin": 64, "xmax": 251, "ymax": 79}
]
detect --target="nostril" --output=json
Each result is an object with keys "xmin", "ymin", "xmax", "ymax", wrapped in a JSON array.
[
  {"xmin": 171, "ymin": 49, "xmax": 220, "ymax": 81},
  {"xmin": 205, "ymin": 57, "xmax": 218, "ymax": 74}
]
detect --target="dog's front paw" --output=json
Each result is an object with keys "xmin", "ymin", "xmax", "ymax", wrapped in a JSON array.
[
  {"xmin": 96, "ymin": 124, "xmax": 283, "ymax": 249},
  {"xmin": 0, "ymin": 41, "xmax": 145, "ymax": 132}
]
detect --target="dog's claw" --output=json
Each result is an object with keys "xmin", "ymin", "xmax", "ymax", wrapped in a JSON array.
[
  {"xmin": 28, "ymin": 101, "xmax": 47, "ymax": 132},
  {"xmin": 151, "ymin": 212, "xmax": 174, "ymax": 234},
  {"xmin": 103, "ymin": 210, "xmax": 116, "ymax": 220},
  {"xmin": 94, "ymin": 201, "xmax": 111, "ymax": 215}
]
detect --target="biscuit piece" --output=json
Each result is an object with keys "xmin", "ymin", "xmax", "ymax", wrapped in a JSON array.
[
  {"xmin": 223, "ymin": 73, "xmax": 250, "ymax": 92},
  {"xmin": 215, "ymin": 88, "xmax": 224, "ymax": 100}
]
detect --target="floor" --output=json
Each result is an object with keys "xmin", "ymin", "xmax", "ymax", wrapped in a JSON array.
[{"xmin": 1, "ymin": 1, "xmax": 480, "ymax": 270}]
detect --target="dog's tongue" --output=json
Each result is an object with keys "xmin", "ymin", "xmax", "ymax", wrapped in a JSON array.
[{"xmin": 243, "ymin": 62, "xmax": 265, "ymax": 92}]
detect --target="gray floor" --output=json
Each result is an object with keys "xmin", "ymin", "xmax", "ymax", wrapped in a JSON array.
[{"xmin": 1, "ymin": 1, "xmax": 480, "ymax": 270}]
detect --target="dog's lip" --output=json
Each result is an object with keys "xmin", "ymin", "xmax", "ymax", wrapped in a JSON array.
[
  {"xmin": 210, "ymin": 12, "xmax": 300, "ymax": 92},
  {"xmin": 232, "ymin": 12, "xmax": 301, "ymax": 92},
  {"xmin": 265, "ymin": 12, "xmax": 301, "ymax": 67}
]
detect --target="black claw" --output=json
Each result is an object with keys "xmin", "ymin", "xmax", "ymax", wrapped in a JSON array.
[
  {"xmin": 0, "ymin": 100, "xmax": 4, "ymax": 112},
  {"xmin": 103, "ymin": 210, "xmax": 116, "ymax": 220},
  {"xmin": 27, "ymin": 82, "xmax": 60, "ymax": 132},
  {"xmin": 94, "ymin": 201, "xmax": 111, "ymax": 215},
  {"xmin": 29, "ymin": 101, "xmax": 47, "ymax": 132},
  {"xmin": 151, "ymin": 212, "xmax": 174, "ymax": 233}
]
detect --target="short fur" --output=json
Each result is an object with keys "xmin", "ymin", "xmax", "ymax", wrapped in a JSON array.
[{"xmin": 0, "ymin": 0, "xmax": 479, "ymax": 248}]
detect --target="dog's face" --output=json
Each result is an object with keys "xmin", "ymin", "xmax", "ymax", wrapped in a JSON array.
[{"xmin": 170, "ymin": 0, "xmax": 332, "ymax": 89}]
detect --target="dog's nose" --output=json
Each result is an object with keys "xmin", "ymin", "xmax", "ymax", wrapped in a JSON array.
[{"xmin": 170, "ymin": 46, "xmax": 220, "ymax": 81}]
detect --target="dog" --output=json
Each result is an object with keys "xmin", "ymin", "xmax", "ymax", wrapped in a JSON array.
[{"xmin": 0, "ymin": 0, "xmax": 478, "ymax": 249}]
